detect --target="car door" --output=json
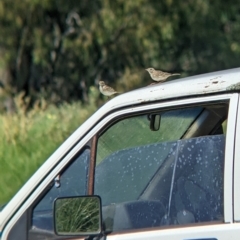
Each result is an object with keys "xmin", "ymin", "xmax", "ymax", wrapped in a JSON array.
[
  {"xmin": 2, "ymin": 93, "xmax": 238, "ymax": 240},
  {"xmin": 93, "ymin": 94, "xmax": 238, "ymax": 240}
]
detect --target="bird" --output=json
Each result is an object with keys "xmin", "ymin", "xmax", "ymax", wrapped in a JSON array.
[
  {"xmin": 145, "ymin": 68, "xmax": 180, "ymax": 83},
  {"xmin": 99, "ymin": 81, "xmax": 118, "ymax": 97}
]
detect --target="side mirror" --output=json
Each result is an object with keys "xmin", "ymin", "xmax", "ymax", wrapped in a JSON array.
[{"xmin": 54, "ymin": 195, "xmax": 102, "ymax": 236}]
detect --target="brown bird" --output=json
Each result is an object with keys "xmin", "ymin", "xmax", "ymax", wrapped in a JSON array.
[
  {"xmin": 145, "ymin": 68, "xmax": 180, "ymax": 83},
  {"xmin": 99, "ymin": 81, "xmax": 118, "ymax": 97}
]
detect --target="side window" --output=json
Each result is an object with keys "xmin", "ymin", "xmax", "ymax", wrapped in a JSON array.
[
  {"xmin": 29, "ymin": 148, "xmax": 90, "ymax": 236},
  {"xmin": 94, "ymin": 103, "xmax": 228, "ymax": 232}
]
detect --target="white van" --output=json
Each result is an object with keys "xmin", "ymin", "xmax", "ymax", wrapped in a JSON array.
[{"xmin": 1, "ymin": 68, "xmax": 240, "ymax": 240}]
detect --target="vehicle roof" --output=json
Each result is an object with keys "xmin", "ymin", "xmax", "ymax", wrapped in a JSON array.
[{"xmin": 106, "ymin": 67, "xmax": 240, "ymax": 110}]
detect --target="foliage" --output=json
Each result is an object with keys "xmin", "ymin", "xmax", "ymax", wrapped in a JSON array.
[
  {"xmin": 0, "ymin": 0, "xmax": 240, "ymax": 111},
  {"xmin": 0, "ymin": 87, "xmax": 97, "ymax": 205},
  {"xmin": 55, "ymin": 196, "xmax": 100, "ymax": 234}
]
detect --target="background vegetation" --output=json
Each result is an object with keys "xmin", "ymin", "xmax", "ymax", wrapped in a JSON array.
[
  {"xmin": 0, "ymin": 88, "xmax": 97, "ymax": 204},
  {"xmin": 0, "ymin": 0, "xmax": 240, "ymax": 204},
  {"xmin": 1, "ymin": 0, "xmax": 240, "ymax": 110}
]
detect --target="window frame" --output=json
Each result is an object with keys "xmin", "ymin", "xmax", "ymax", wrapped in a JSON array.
[
  {"xmin": 92, "ymin": 94, "xmax": 237, "ymax": 232},
  {"xmin": 233, "ymin": 94, "xmax": 240, "ymax": 222}
]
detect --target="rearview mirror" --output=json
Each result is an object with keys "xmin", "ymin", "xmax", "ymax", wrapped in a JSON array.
[
  {"xmin": 149, "ymin": 114, "xmax": 161, "ymax": 131},
  {"xmin": 54, "ymin": 196, "xmax": 102, "ymax": 236}
]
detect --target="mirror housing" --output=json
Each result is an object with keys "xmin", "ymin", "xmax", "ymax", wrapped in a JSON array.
[
  {"xmin": 54, "ymin": 195, "xmax": 102, "ymax": 236},
  {"xmin": 149, "ymin": 114, "xmax": 161, "ymax": 131}
]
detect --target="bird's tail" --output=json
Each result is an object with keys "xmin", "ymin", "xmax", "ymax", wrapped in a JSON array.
[{"xmin": 172, "ymin": 73, "xmax": 180, "ymax": 76}]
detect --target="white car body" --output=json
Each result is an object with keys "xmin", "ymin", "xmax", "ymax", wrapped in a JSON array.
[{"xmin": 1, "ymin": 67, "xmax": 240, "ymax": 239}]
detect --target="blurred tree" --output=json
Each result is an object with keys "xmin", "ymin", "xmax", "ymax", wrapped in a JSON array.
[{"xmin": 0, "ymin": 0, "xmax": 239, "ymax": 111}]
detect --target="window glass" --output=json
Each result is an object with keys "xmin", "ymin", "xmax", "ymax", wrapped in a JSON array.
[
  {"xmin": 97, "ymin": 107, "xmax": 202, "ymax": 164},
  {"xmin": 95, "ymin": 103, "xmax": 227, "ymax": 232},
  {"xmin": 30, "ymin": 148, "xmax": 90, "ymax": 234}
]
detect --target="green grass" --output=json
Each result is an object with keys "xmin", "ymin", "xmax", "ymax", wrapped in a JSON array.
[
  {"xmin": 0, "ymin": 88, "xmax": 98, "ymax": 205},
  {"xmin": 55, "ymin": 196, "xmax": 100, "ymax": 234}
]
